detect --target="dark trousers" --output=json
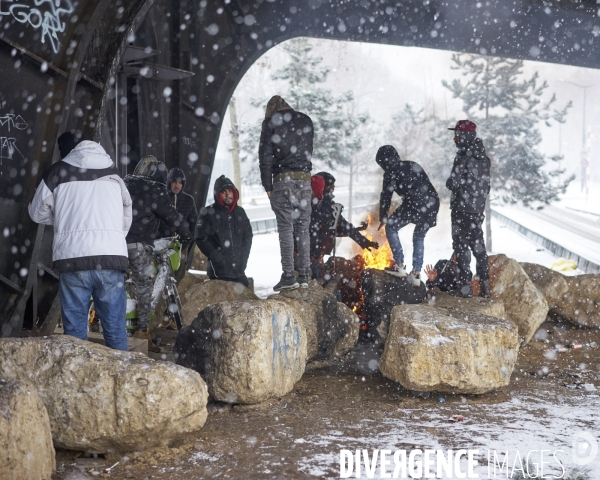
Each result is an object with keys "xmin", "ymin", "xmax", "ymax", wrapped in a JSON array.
[
  {"xmin": 451, "ymin": 210, "xmax": 489, "ymax": 286},
  {"xmin": 127, "ymin": 242, "xmax": 153, "ymax": 331},
  {"xmin": 207, "ymin": 273, "xmax": 249, "ymax": 288}
]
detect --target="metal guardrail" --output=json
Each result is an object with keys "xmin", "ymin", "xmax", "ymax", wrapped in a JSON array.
[
  {"xmin": 250, "ymin": 202, "xmax": 377, "ymax": 235},
  {"xmin": 492, "ymin": 209, "xmax": 600, "ymax": 274}
]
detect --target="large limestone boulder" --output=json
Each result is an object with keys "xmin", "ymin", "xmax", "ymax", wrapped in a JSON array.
[
  {"xmin": 361, "ymin": 268, "xmax": 426, "ymax": 337},
  {"xmin": 379, "ymin": 290, "xmax": 507, "ymax": 340},
  {"xmin": 488, "ymin": 255, "xmax": 549, "ymax": 345},
  {"xmin": 181, "ymin": 279, "xmax": 258, "ymax": 326},
  {"xmin": 174, "ymin": 299, "xmax": 307, "ymax": 404},
  {"xmin": 0, "ymin": 380, "xmax": 55, "ymax": 480},
  {"xmin": 270, "ymin": 281, "xmax": 353, "ymax": 360},
  {"xmin": 178, "ymin": 271, "xmax": 209, "ymax": 302},
  {"xmin": 0, "ymin": 337, "xmax": 208, "ymax": 453},
  {"xmin": 380, "ymin": 305, "xmax": 519, "ymax": 394},
  {"xmin": 522, "ymin": 263, "xmax": 600, "ymax": 329}
]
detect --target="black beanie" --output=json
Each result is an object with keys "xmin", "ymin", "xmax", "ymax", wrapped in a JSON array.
[{"xmin": 57, "ymin": 131, "xmax": 87, "ymax": 159}]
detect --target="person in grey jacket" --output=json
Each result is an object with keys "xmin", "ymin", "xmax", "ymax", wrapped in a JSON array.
[
  {"xmin": 446, "ymin": 120, "xmax": 491, "ymax": 298},
  {"xmin": 29, "ymin": 132, "xmax": 132, "ymax": 350},
  {"xmin": 259, "ymin": 95, "xmax": 313, "ymax": 291}
]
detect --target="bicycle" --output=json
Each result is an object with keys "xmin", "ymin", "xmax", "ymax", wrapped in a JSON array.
[{"xmin": 89, "ymin": 236, "xmax": 184, "ymax": 336}]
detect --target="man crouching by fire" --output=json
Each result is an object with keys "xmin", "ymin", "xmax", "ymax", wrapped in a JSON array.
[{"xmin": 306, "ymin": 172, "xmax": 379, "ymax": 280}]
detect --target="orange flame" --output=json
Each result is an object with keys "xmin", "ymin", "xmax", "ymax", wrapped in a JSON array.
[{"xmin": 357, "ymin": 213, "xmax": 394, "ymax": 270}]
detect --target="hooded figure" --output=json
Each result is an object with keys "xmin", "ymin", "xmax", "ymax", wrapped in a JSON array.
[
  {"xmin": 258, "ymin": 95, "xmax": 313, "ymax": 291},
  {"xmin": 160, "ymin": 167, "xmax": 198, "ymax": 241},
  {"xmin": 307, "ymin": 172, "xmax": 378, "ymax": 279},
  {"xmin": 124, "ymin": 156, "xmax": 191, "ymax": 340},
  {"xmin": 195, "ymin": 175, "xmax": 253, "ymax": 287},
  {"xmin": 445, "ymin": 120, "xmax": 491, "ymax": 298},
  {"xmin": 376, "ymin": 145, "xmax": 439, "ymax": 285}
]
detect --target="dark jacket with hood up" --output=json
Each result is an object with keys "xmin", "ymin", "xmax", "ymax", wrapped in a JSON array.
[
  {"xmin": 196, "ymin": 175, "xmax": 253, "ymax": 280},
  {"xmin": 258, "ymin": 108, "xmax": 314, "ymax": 192},
  {"xmin": 309, "ymin": 172, "xmax": 373, "ymax": 260},
  {"xmin": 377, "ymin": 145, "xmax": 439, "ymax": 228},
  {"xmin": 446, "ymin": 135, "xmax": 491, "ymax": 215},
  {"xmin": 124, "ymin": 166, "xmax": 190, "ymax": 246},
  {"xmin": 159, "ymin": 167, "xmax": 198, "ymax": 238}
]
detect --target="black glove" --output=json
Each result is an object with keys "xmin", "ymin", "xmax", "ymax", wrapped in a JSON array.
[{"xmin": 363, "ymin": 240, "xmax": 379, "ymax": 250}]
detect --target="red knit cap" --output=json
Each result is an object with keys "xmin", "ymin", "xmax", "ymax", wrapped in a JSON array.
[{"xmin": 311, "ymin": 175, "xmax": 326, "ymax": 200}]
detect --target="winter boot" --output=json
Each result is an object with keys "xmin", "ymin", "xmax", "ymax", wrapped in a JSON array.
[
  {"xmin": 480, "ymin": 280, "xmax": 491, "ymax": 298},
  {"xmin": 384, "ymin": 263, "xmax": 407, "ymax": 278},
  {"xmin": 133, "ymin": 330, "xmax": 160, "ymax": 353},
  {"xmin": 297, "ymin": 274, "xmax": 309, "ymax": 289},
  {"xmin": 449, "ymin": 284, "xmax": 473, "ymax": 298},
  {"xmin": 273, "ymin": 272, "xmax": 299, "ymax": 291}
]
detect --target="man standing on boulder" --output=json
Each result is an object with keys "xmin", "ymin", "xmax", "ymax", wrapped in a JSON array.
[
  {"xmin": 196, "ymin": 175, "xmax": 252, "ymax": 287},
  {"xmin": 376, "ymin": 145, "xmax": 439, "ymax": 287},
  {"xmin": 259, "ymin": 95, "xmax": 313, "ymax": 291},
  {"xmin": 29, "ymin": 132, "xmax": 132, "ymax": 350},
  {"xmin": 446, "ymin": 120, "xmax": 491, "ymax": 298}
]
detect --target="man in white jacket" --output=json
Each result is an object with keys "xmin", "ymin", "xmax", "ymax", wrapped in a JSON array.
[{"xmin": 28, "ymin": 132, "xmax": 132, "ymax": 350}]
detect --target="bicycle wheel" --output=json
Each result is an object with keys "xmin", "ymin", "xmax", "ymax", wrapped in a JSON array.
[{"xmin": 166, "ymin": 285, "xmax": 183, "ymax": 331}]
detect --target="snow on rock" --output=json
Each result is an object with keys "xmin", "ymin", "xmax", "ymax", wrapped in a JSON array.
[
  {"xmin": 361, "ymin": 268, "xmax": 426, "ymax": 341},
  {"xmin": 428, "ymin": 290, "xmax": 506, "ymax": 319},
  {"xmin": 488, "ymin": 254, "xmax": 549, "ymax": 345},
  {"xmin": 523, "ymin": 262, "xmax": 600, "ymax": 329},
  {"xmin": 0, "ymin": 337, "xmax": 208, "ymax": 453},
  {"xmin": 0, "ymin": 379, "xmax": 55, "ymax": 479},
  {"xmin": 174, "ymin": 299, "xmax": 306, "ymax": 404},
  {"xmin": 270, "ymin": 281, "xmax": 355, "ymax": 360},
  {"xmin": 180, "ymin": 279, "xmax": 258, "ymax": 326},
  {"xmin": 379, "ymin": 305, "xmax": 519, "ymax": 394}
]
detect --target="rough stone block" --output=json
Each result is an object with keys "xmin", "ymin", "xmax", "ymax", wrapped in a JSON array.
[
  {"xmin": 174, "ymin": 299, "xmax": 306, "ymax": 404},
  {"xmin": 489, "ymin": 254, "xmax": 549, "ymax": 345},
  {"xmin": 0, "ymin": 379, "xmax": 55, "ymax": 480},
  {"xmin": 0, "ymin": 337, "xmax": 208, "ymax": 453},
  {"xmin": 380, "ymin": 305, "xmax": 519, "ymax": 394}
]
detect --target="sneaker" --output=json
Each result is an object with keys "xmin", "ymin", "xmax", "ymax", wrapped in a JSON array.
[
  {"xmin": 408, "ymin": 271, "xmax": 421, "ymax": 287},
  {"xmin": 273, "ymin": 273, "xmax": 299, "ymax": 291},
  {"xmin": 297, "ymin": 275, "xmax": 309, "ymax": 288},
  {"xmin": 384, "ymin": 264, "xmax": 407, "ymax": 278},
  {"xmin": 480, "ymin": 280, "xmax": 491, "ymax": 298},
  {"xmin": 449, "ymin": 284, "xmax": 473, "ymax": 298}
]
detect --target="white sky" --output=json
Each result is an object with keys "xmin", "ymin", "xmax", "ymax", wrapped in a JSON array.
[{"xmin": 213, "ymin": 37, "xmax": 600, "ymax": 193}]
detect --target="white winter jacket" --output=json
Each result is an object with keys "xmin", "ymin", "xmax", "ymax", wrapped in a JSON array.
[{"xmin": 28, "ymin": 141, "xmax": 132, "ymax": 273}]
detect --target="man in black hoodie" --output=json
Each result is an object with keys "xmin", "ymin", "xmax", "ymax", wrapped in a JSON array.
[
  {"xmin": 446, "ymin": 120, "xmax": 491, "ymax": 298},
  {"xmin": 124, "ymin": 156, "xmax": 191, "ymax": 341},
  {"xmin": 196, "ymin": 175, "xmax": 253, "ymax": 287},
  {"xmin": 376, "ymin": 145, "xmax": 439, "ymax": 287},
  {"xmin": 259, "ymin": 95, "xmax": 313, "ymax": 291},
  {"xmin": 160, "ymin": 167, "xmax": 198, "ymax": 272}
]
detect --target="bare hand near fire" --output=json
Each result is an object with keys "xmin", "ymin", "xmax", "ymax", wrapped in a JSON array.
[
  {"xmin": 425, "ymin": 264, "xmax": 437, "ymax": 282},
  {"xmin": 267, "ymin": 191, "xmax": 271, "ymax": 199},
  {"xmin": 357, "ymin": 221, "xmax": 368, "ymax": 231}
]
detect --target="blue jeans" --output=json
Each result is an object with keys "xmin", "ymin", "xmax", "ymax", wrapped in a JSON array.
[
  {"xmin": 59, "ymin": 270, "xmax": 128, "ymax": 351},
  {"xmin": 386, "ymin": 218, "xmax": 430, "ymax": 272}
]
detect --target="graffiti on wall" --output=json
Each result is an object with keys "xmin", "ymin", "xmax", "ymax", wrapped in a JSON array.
[
  {"xmin": 0, "ymin": 113, "xmax": 28, "ymax": 166},
  {"xmin": 0, "ymin": 0, "xmax": 75, "ymax": 54}
]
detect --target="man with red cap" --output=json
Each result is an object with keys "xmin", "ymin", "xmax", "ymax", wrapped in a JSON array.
[{"xmin": 446, "ymin": 120, "xmax": 491, "ymax": 298}]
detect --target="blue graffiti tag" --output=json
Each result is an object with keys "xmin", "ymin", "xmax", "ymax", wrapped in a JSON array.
[
  {"xmin": 0, "ymin": 0, "xmax": 75, "ymax": 54},
  {"xmin": 271, "ymin": 313, "xmax": 301, "ymax": 374}
]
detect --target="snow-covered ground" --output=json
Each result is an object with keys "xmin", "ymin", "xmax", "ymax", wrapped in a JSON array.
[{"xmin": 246, "ymin": 203, "xmax": 562, "ymax": 297}]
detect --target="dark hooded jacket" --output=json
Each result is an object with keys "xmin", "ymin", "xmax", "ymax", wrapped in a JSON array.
[
  {"xmin": 426, "ymin": 258, "xmax": 471, "ymax": 291},
  {"xmin": 159, "ymin": 167, "xmax": 198, "ymax": 238},
  {"xmin": 196, "ymin": 175, "xmax": 253, "ymax": 279},
  {"xmin": 309, "ymin": 172, "xmax": 373, "ymax": 259},
  {"xmin": 124, "ymin": 166, "xmax": 190, "ymax": 245},
  {"xmin": 446, "ymin": 136, "xmax": 491, "ymax": 214},
  {"xmin": 258, "ymin": 108, "xmax": 313, "ymax": 192},
  {"xmin": 377, "ymin": 146, "xmax": 439, "ymax": 227}
]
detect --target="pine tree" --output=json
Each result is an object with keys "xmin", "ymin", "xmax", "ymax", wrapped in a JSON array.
[
  {"xmin": 442, "ymin": 54, "xmax": 573, "ymax": 250},
  {"xmin": 239, "ymin": 39, "xmax": 369, "ymax": 185}
]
